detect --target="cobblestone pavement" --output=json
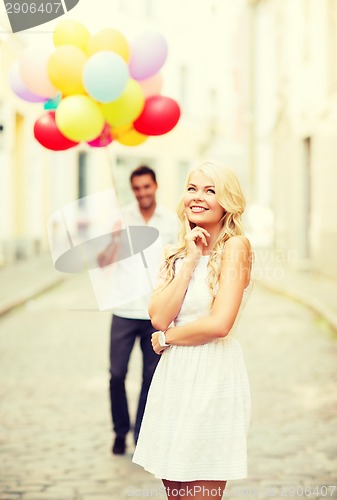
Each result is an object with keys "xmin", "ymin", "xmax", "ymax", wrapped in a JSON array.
[{"xmin": 0, "ymin": 274, "xmax": 336, "ymax": 500}]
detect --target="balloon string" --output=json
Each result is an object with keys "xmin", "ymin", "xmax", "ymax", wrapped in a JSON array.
[{"xmin": 60, "ymin": 209, "xmax": 73, "ymax": 248}]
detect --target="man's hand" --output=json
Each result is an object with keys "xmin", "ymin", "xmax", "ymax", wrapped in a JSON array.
[{"xmin": 97, "ymin": 221, "xmax": 123, "ymax": 268}]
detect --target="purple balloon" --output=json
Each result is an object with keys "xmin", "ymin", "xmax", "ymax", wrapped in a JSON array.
[
  {"xmin": 129, "ymin": 31, "xmax": 168, "ymax": 81},
  {"xmin": 9, "ymin": 63, "xmax": 48, "ymax": 103}
]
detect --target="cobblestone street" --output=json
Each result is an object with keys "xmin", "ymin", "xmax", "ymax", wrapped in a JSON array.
[{"xmin": 0, "ymin": 273, "xmax": 336, "ymax": 500}]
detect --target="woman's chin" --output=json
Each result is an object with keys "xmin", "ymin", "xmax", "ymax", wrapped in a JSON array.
[{"xmin": 188, "ymin": 214, "xmax": 208, "ymax": 224}]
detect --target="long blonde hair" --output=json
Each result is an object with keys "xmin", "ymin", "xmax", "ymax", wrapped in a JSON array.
[{"xmin": 159, "ymin": 161, "xmax": 246, "ymax": 300}]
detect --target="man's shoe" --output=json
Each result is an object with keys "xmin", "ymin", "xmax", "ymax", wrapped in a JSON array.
[{"xmin": 112, "ymin": 435, "xmax": 126, "ymax": 455}]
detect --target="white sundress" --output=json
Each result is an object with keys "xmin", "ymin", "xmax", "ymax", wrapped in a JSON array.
[{"xmin": 132, "ymin": 254, "xmax": 253, "ymax": 482}]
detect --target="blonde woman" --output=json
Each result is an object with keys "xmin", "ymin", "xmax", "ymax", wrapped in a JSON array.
[{"xmin": 132, "ymin": 161, "xmax": 253, "ymax": 499}]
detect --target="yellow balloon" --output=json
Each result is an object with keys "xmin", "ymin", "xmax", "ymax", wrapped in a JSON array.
[
  {"xmin": 48, "ymin": 46, "xmax": 87, "ymax": 96},
  {"xmin": 102, "ymin": 79, "xmax": 144, "ymax": 127},
  {"xmin": 111, "ymin": 123, "xmax": 132, "ymax": 136},
  {"xmin": 113, "ymin": 124, "xmax": 148, "ymax": 146},
  {"xmin": 87, "ymin": 28, "xmax": 130, "ymax": 62},
  {"xmin": 56, "ymin": 95, "xmax": 105, "ymax": 142},
  {"xmin": 54, "ymin": 20, "xmax": 90, "ymax": 52}
]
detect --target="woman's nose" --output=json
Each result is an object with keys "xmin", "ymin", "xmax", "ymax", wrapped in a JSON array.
[{"xmin": 193, "ymin": 190, "xmax": 204, "ymax": 200}]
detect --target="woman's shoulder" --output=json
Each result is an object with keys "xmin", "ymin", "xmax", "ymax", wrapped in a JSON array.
[
  {"xmin": 225, "ymin": 235, "xmax": 251, "ymax": 252},
  {"xmin": 221, "ymin": 236, "xmax": 253, "ymax": 270}
]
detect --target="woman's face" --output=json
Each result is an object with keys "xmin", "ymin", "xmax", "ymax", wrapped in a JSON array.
[{"xmin": 183, "ymin": 171, "xmax": 225, "ymax": 228}]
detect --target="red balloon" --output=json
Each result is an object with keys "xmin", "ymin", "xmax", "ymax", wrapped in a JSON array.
[
  {"xmin": 87, "ymin": 123, "xmax": 113, "ymax": 148},
  {"xmin": 34, "ymin": 111, "xmax": 79, "ymax": 151},
  {"xmin": 133, "ymin": 95, "xmax": 180, "ymax": 136}
]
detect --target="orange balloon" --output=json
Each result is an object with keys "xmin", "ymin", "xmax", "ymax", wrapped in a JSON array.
[
  {"xmin": 112, "ymin": 124, "xmax": 148, "ymax": 146},
  {"xmin": 87, "ymin": 28, "xmax": 130, "ymax": 62},
  {"xmin": 139, "ymin": 72, "xmax": 163, "ymax": 98}
]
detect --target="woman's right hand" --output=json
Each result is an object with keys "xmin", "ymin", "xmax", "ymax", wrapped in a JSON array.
[{"xmin": 183, "ymin": 213, "xmax": 210, "ymax": 261}]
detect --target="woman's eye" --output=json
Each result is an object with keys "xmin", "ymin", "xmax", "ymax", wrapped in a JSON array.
[
  {"xmin": 207, "ymin": 189, "xmax": 215, "ymax": 194},
  {"xmin": 187, "ymin": 187, "xmax": 195, "ymax": 191}
]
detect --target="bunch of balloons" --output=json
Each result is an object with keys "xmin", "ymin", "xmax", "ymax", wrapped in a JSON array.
[{"xmin": 9, "ymin": 20, "xmax": 181, "ymax": 150}]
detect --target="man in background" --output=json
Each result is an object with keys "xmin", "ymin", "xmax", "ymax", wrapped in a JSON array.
[{"xmin": 103, "ymin": 165, "xmax": 178, "ymax": 455}]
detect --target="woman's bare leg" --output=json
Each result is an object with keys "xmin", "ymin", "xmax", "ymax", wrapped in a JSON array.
[
  {"xmin": 162, "ymin": 480, "xmax": 182, "ymax": 499},
  {"xmin": 179, "ymin": 480, "xmax": 227, "ymax": 499}
]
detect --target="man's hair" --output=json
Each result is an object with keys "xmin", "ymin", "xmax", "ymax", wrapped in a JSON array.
[{"xmin": 130, "ymin": 165, "xmax": 157, "ymax": 184}]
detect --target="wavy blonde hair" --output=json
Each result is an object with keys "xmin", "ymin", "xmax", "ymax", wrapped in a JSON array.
[{"xmin": 159, "ymin": 161, "xmax": 246, "ymax": 300}]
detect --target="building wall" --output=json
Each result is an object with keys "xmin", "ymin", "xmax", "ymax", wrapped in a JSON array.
[
  {"xmin": 0, "ymin": 32, "xmax": 80, "ymax": 263},
  {"xmin": 255, "ymin": 0, "xmax": 337, "ymax": 278},
  {"xmin": 312, "ymin": 118, "xmax": 337, "ymax": 278}
]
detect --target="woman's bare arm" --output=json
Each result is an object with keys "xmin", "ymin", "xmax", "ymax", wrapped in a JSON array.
[
  {"xmin": 157, "ymin": 236, "xmax": 252, "ymax": 347},
  {"xmin": 149, "ymin": 257, "xmax": 197, "ymax": 330},
  {"xmin": 149, "ymin": 218, "xmax": 210, "ymax": 331}
]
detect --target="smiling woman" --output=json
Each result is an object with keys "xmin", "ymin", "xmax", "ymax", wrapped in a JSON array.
[
  {"xmin": 184, "ymin": 172, "xmax": 224, "ymax": 231},
  {"xmin": 132, "ymin": 161, "xmax": 254, "ymax": 500},
  {"xmin": 157, "ymin": 162, "xmax": 248, "ymax": 304}
]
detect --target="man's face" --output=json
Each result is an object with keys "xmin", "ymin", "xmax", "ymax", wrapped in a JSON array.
[{"xmin": 131, "ymin": 174, "xmax": 157, "ymax": 210}]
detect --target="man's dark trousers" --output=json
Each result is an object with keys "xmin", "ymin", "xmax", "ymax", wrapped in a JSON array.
[{"xmin": 109, "ymin": 315, "xmax": 159, "ymax": 444}]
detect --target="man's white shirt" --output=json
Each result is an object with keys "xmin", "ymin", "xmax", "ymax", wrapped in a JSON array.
[{"xmin": 89, "ymin": 202, "xmax": 178, "ymax": 319}]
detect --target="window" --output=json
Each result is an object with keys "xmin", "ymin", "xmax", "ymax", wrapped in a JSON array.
[
  {"xmin": 145, "ymin": 0, "xmax": 154, "ymax": 17},
  {"xmin": 0, "ymin": 101, "xmax": 3, "ymax": 150},
  {"xmin": 303, "ymin": 0, "xmax": 311, "ymax": 62},
  {"xmin": 78, "ymin": 151, "xmax": 88, "ymax": 205},
  {"xmin": 177, "ymin": 160, "xmax": 190, "ymax": 193},
  {"xmin": 327, "ymin": 0, "xmax": 337, "ymax": 91},
  {"xmin": 209, "ymin": 88, "xmax": 218, "ymax": 136}
]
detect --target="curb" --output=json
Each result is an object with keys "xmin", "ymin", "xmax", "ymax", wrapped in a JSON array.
[
  {"xmin": 256, "ymin": 279, "xmax": 337, "ymax": 334},
  {"xmin": 0, "ymin": 275, "xmax": 66, "ymax": 317}
]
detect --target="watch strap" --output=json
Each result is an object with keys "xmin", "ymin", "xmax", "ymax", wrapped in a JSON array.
[{"xmin": 158, "ymin": 330, "xmax": 170, "ymax": 347}]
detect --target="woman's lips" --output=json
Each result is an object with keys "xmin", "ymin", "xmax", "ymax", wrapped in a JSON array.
[{"xmin": 190, "ymin": 206, "xmax": 208, "ymax": 213}]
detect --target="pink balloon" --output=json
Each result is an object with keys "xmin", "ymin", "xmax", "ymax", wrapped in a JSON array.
[
  {"xmin": 139, "ymin": 72, "xmax": 163, "ymax": 98},
  {"xmin": 129, "ymin": 31, "xmax": 168, "ymax": 80},
  {"xmin": 9, "ymin": 63, "xmax": 48, "ymax": 103},
  {"xmin": 87, "ymin": 123, "xmax": 113, "ymax": 148},
  {"xmin": 20, "ymin": 47, "xmax": 57, "ymax": 98}
]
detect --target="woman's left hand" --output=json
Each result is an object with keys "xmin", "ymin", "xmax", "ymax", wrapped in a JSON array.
[{"xmin": 151, "ymin": 331, "xmax": 169, "ymax": 355}]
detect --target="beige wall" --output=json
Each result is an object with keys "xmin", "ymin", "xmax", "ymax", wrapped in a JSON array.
[
  {"xmin": 311, "ymin": 129, "xmax": 337, "ymax": 278},
  {"xmin": 254, "ymin": 0, "xmax": 337, "ymax": 279},
  {"xmin": 0, "ymin": 37, "xmax": 79, "ymax": 262}
]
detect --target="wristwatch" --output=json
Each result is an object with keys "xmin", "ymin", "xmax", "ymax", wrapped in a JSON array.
[{"xmin": 158, "ymin": 330, "xmax": 170, "ymax": 347}]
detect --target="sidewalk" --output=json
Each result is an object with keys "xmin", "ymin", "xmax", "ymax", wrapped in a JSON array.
[
  {"xmin": 1, "ymin": 249, "xmax": 337, "ymax": 334},
  {"xmin": 0, "ymin": 253, "xmax": 68, "ymax": 317},
  {"xmin": 253, "ymin": 247, "xmax": 337, "ymax": 334}
]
